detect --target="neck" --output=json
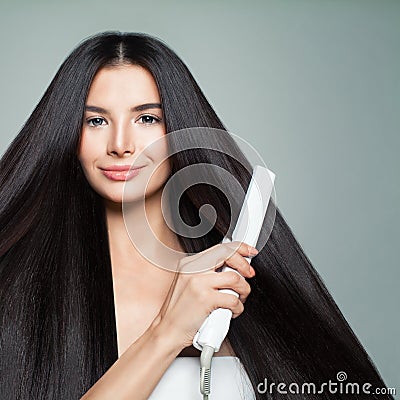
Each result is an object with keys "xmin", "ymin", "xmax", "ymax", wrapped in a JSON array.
[{"xmin": 105, "ymin": 188, "xmax": 185, "ymax": 275}]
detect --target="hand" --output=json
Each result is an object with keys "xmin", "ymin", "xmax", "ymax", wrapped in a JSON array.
[{"xmin": 152, "ymin": 241, "xmax": 258, "ymax": 349}]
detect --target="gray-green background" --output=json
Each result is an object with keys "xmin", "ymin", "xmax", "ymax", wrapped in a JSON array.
[{"xmin": 1, "ymin": 0, "xmax": 398, "ymax": 395}]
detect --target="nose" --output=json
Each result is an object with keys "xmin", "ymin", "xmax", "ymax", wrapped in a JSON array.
[{"xmin": 107, "ymin": 120, "xmax": 137, "ymax": 158}]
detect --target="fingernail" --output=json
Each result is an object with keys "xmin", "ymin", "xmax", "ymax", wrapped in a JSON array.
[
  {"xmin": 249, "ymin": 246, "xmax": 259, "ymax": 255},
  {"xmin": 250, "ymin": 267, "xmax": 256, "ymax": 276}
]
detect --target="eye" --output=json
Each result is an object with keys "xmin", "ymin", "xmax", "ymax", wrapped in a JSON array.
[
  {"xmin": 87, "ymin": 117, "xmax": 106, "ymax": 127},
  {"xmin": 138, "ymin": 114, "xmax": 162, "ymax": 125}
]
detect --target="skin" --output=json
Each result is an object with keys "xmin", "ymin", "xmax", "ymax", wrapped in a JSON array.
[{"xmin": 78, "ymin": 64, "xmax": 257, "ymax": 398}]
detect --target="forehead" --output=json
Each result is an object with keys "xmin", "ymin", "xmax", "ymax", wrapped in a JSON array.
[{"xmin": 86, "ymin": 65, "xmax": 161, "ymax": 103}]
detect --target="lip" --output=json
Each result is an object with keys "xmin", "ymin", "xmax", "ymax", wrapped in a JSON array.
[
  {"xmin": 100, "ymin": 165, "xmax": 145, "ymax": 181},
  {"xmin": 101, "ymin": 164, "xmax": 145, "ymax": 172}
]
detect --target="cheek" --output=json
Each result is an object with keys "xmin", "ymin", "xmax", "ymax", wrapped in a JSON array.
[
  {"xmin": 148, "ymin": 137, "xmax": 171, "ymax": 178},
  {"xmin": 135, "ymin": 137, "xmax": 171, "ymax": 198},
  {"xmin": 149, "ymin": 140, "xmax": 171, "ymax": 190},
  {"xmin": 146, "ymin": 134, "xmax": 169, "ymax": 166},
  {"xmin": 77, "ymin": 134, "xmax": 102, "ymax": 171}
]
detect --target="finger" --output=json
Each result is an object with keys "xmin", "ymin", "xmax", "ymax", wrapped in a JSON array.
[
  {"xmin": 224, "ymin": 240, "xmax": 259, "ymax": 259},
  {"xmin": 202, "ymin": 240, "xmax": 258, "ymax": 273},
  {"xmin": 177, "ymin": 240, "xmax": 258, "ymax": 274},
  {"xmin": 213, "ymin": 291, "xmax": 245, "ymax": 319},
  {"xmin": 210, "ymin": 271, "xmax": 251, "ymax": 303},
  {"xmin": 238, "ymin": 284, "xmax": 251, "ymax": 304},
  {"xmin": 201, "ymin": 240, "xmax": 257, "ymax": 266},
  {"xmin": 223, "ymin": 252, "xmax": 253, "ymax": 277}
]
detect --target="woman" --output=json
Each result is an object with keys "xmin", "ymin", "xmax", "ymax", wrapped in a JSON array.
[{"xmin": 0, "ymin": 31, "xmax": 393, "ymax": 399}]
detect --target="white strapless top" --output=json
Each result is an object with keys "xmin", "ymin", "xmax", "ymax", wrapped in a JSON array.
[{"xmin": 148, "ymin": 356, "xmax": 256, "ymax": 399}]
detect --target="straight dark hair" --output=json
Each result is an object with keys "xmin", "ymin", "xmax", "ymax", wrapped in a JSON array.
[{"xmin": 0, "ymin": 31, "xmax": 393, "ymax": 399}]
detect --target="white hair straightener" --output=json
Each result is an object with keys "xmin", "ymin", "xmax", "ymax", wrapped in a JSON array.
[{"xmin": 192, "ymin": 165, "xmax": 276, "ymax": 399}]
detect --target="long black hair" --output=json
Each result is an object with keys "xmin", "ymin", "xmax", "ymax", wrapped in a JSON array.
[{"xmin": 0, "ymin": 31, "xmax": 393, "ymax": 399}]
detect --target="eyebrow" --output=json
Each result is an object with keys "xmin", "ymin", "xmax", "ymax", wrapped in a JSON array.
[{"xmin": 85, "ymin": 103, "xmax": 162, "ymax": 114}]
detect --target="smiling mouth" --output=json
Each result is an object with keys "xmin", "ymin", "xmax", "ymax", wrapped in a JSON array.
[{"xmin": 100, "ymin": 166, "xmax": 145, "ymax": 181}]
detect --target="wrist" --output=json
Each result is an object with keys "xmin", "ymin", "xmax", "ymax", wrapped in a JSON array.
[{"xmin": 148, "ymin": 317, "xmax": 186, "ymax": 356}]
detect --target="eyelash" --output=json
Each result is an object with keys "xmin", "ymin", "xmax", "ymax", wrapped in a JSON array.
[{"xmin": 86, "ymin": 114, "xmax": 162, "ymax": 127}]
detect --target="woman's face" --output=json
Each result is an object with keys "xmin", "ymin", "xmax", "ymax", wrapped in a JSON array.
[{"xmin": 78, "ymin": 64, "xmax": 170, "ymax": 204}]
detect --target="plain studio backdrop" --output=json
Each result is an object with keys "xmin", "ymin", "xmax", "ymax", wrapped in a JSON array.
[{"xmin": 0, "ymin": 0, "xmax": 398, "ymax": 396}]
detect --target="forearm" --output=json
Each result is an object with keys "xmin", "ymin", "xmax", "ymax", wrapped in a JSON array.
[{"xmin": 80, "ymin": 320, "xmax": 183, "ymax": 400}]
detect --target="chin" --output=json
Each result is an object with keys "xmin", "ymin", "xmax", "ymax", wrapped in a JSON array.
[
  {"xmin": 99, "ymin": 191, "xmax": 122, "ymax": 205},
  {"xmin": 92, "ymin": 179, "xmax": 166, "ymax": 205}
]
